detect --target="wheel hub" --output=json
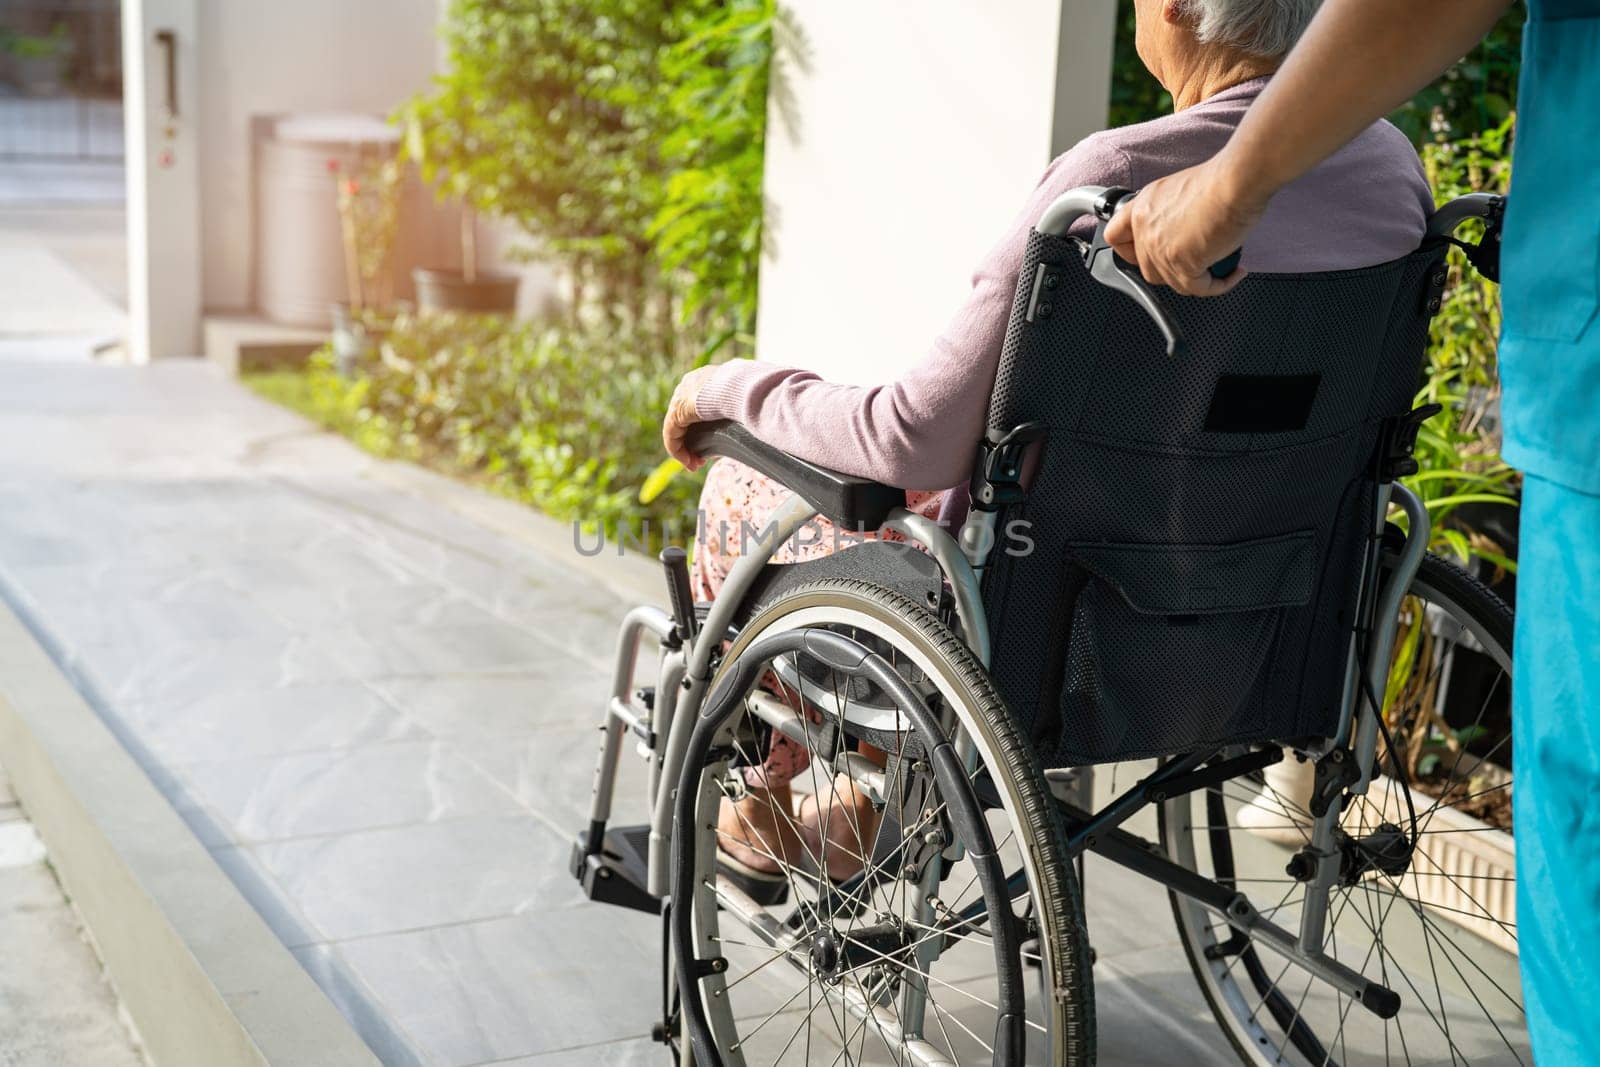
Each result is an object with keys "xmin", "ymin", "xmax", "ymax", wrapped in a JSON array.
[
  {"xmin": 809, "ymin": 930, "xmax": 842, "ymax": 977},
  {"xmin": 1338, "ymin": 822, "xmax": 1414, "ymax": 885},
  {"xmin": 806, "ymin": 918, "xmax": 914, "ymax": 984},
  {"xmin": 1285, "ymin": 822, "xmax": 1415, "ymax": 885}
]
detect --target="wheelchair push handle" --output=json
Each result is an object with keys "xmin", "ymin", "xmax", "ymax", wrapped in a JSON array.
[
  {"xmin": 1426, "ymin": 192, "xmax": 1505, "ymax": 284},
  {"xmin": 1035, "ymin": 184, "xmax": 1242, "ymax": 358}
]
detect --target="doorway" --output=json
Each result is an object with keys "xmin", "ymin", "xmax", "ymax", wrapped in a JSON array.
[{"xmin": 0, "ymin": 0, "xmax": 126, "ymax": 352}]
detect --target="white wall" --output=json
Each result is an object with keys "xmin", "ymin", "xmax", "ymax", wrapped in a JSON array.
[
  {"xmin": 755, "ymin": 0, "xmax": 1116, "ymax": 384},
  {"xmin": 123, "ymin": 0, "xmax": 202, "ymax": 363},
  {"xmin": 195, "ymin": 0, "xmax": 441, "ymax": 312}
]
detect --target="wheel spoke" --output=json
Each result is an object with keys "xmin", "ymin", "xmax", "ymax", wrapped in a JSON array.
[
  {"xmin": 1368, "ymin": 870, "xmax": 1523, "ymax": 1014},
  {"xmin": 683, "ymin": 607, "xmax": 1073, "ymax": 1066},
  {"xmin": 1339, "ymin": 874, "xmax": 1473, "ymax": 1062},
  {"xmin": 1158, "ymin": 563, "xmax": 1520, "ymax": 1067}
]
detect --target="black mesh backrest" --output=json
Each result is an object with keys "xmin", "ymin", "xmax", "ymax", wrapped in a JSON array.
[{"xmin": 980, "ymin": 230, "xmax": 1448, "ymax": 766}]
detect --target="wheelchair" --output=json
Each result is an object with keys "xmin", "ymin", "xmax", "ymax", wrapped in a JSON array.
[{"xmin": 572, "ymin": 186, "xmax": 1522, "ymax": 1066}]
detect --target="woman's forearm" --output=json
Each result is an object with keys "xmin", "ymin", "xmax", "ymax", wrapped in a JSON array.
[
  {"xmin": 693, "ymin": 331, "xmax": 999, "ymax": 492},
  {"xmin": 1221, "ymin": 0, "xmax": 1515, "ymax": 204}
]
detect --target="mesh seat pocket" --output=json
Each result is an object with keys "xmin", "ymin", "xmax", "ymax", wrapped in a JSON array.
[
  {"xmin": 1045, "ymin": 532, "xmax": 1318, "ymax": 761},
  {"xmin": 1070, "ymin": 531, "xmax": 1318, "ymax": 615}
]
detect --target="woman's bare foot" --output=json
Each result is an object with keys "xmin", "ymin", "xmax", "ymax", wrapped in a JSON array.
[
  {"xmin": 797, "ymin": 774, "xmax": 882, "ymax": 882},
  {"xmin": 717, "ymin": 785, "xmax": 806, "ymax": 876}
]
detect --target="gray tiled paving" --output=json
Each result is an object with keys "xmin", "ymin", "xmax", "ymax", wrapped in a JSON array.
[
  {"xmin": 332, "ymin": 907, "xmax": 664, "ymax": 1065},
  {"xmin": 0, "ymin": 356, "xmax": 1235, "ymax": 1065}
]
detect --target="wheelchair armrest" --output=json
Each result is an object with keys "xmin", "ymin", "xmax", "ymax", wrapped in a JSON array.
[{"xmin": 684, "ymin": 420, "xmax": 905, "ymax": 530}]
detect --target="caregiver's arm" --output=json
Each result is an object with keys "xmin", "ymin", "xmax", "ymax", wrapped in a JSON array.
[{"xmin": 1106, "ymin": 0, "xmax": 1515, "ymax": 295}]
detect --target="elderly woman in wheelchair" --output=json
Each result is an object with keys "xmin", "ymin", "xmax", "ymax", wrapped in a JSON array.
[{"xmin": 572, "ymin": 1, "xmax": 1527, "ymax": 1064}]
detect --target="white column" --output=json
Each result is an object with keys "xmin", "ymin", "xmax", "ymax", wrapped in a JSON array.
[
  {"xmin": 1052, "ymin": 0, "xmax": 1120, "ymax": 156},
  {"xmin": 754, "ymin": 1, "xmax": 1116, "ymax": 385},
  {"xmin": 122, "ymin": 0, "xmax": 202, "ymax": 362}
]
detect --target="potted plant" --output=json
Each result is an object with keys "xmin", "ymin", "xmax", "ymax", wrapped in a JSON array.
[
  {"xmin": 330, "ymin": 152, "xmax": 403, "ymax": 372},
  {"xmin": 410, "ymin": 202, "xmax": 518, "ymax": 315},
  {"xmin": 5, "ymin": 25, "xmax": 72, "ymax": 97},
  {"xmin": 395, "ymin": 93, "xmax": 519, "ymax": 316}
]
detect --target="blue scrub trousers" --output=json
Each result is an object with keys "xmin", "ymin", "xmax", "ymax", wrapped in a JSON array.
[
  {"xmin": 1512, "ymin": 474, "xmax": 1600, "ymax": 1066},
  {"xmin": 1493, "ymin": 4, "xmax": 1600, "ymax": 1055}
]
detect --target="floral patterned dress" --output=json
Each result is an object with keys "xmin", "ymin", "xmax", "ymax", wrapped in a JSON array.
[{"xmin": 690, "ymin": 458, "xmax": 946, "ymax": 788}]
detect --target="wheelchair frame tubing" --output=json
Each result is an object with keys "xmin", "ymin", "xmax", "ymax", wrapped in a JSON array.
[
  {"xmin": 579, "ymin": 492, "xmax": 997, "ymax": 901},
  {"xmin": 580, "ymin": 480, "xmax": 1432, "ymax": 1035},
  {"xmin": 644, "ymin": 492, "xmax": 820, "ymax": 896},
  {"xmin": 1296, "ymin": 483, "xmax": 1430, "ymax": 955}
]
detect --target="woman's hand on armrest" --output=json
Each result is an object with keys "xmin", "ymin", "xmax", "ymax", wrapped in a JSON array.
[{"xmin": 662, "ymin": 364, "xmax": 720, "ymax": 471}]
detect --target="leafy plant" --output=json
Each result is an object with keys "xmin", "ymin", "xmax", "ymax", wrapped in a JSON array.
[
  {"xmin": 246, "ymin": 367, "xmax": 396, "ymax": 459},
  {"xmin": 253, "ymin": 313, "xmax": 706, "ymax": 547},
  {"xmin": 1375, "ymin": 120, "xmax": 1518, "ymax": 810},
  {"xmin": 331, "ymin": 154, "xmax": 403, "ymax": 311},
  {"xmin": 257, "ymin": 0, "xmax": 782, "ymax": 559},
  {"xmin": 398, "ymin": 0, "xmax": 777, "ymax": 363},
  {"xmin": 398, "ymin": 0, "xmax": 687, "ymax": 327},
  {"xmin": 650, "ymin": 0, "xmax": 777, "ymax": 357},
  {"xmin": 636, "ymin": 0, "xmax": 780, "ymax": 503},
  {"xmin": 4, "ymin": 25, "xmax": 70, "ymax": 60},
  {"xmin": 1398, "ymin": 117, "xmax": 1520, "ymax": 572},
  {"xmin": 1388, "ymin": 9, "xmax": 1525, "ymax": 145}
]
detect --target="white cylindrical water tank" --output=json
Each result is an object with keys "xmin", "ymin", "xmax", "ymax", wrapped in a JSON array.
[{"xmin": 256, "ymin": 112, "xmax": 458, "ymax": 327}]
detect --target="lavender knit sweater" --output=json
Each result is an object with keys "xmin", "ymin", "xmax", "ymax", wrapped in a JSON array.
[{"xmin": 695, "ymin": 77, "xmax": 1433, "ymax": 494}]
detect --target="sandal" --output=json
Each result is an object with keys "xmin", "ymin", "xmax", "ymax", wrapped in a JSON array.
[{"xmin": 715, "ymin": 848, "xmax": 791, "ymax": 906}]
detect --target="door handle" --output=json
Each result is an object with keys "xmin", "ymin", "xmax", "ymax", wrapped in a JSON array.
[{"xmin": 154, "ymin": 29, "xmax": 177, "ymax": 118}]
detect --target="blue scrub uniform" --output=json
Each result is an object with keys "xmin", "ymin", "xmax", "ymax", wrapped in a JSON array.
[{"xmin": 1496, "ymin": 2, "xmax": 1600, "ymax": 1061}]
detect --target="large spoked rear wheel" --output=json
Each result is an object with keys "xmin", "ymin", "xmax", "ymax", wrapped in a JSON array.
[
  {"xmin": 671, "ymin": 580, "xmax": 1093, "ymax": 1066},
  {"xmin": 1161, "ymin": 552, "xmax": 1524, "ymax": 1065}
]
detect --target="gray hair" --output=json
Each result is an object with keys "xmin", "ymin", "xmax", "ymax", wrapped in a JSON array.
[{"xmin": 1182, "ymin": 0, "xmax": 1322, "ymax": 58}]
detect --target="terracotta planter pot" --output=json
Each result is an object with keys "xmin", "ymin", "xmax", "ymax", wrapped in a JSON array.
[{"xmin": 412, "ymin": 268, "xmax": 519, "ymax": 315}]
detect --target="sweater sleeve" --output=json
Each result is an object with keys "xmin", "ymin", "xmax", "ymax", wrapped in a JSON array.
[{"xmin": 694, "ymin": 135, "xmax": 1133, "ymax": 493}]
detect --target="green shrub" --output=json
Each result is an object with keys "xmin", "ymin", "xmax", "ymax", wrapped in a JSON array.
[
  {"xmin": 1389, "ymin": 10, "xmax": 1525, "ymax": 145},
  {"xmin": 4, "ymin": 25, "xmax": 70, "ymax": 60},
  {"xmin": 245, "ymin": 367, "xmax": 398, "ymax": 459},
  {"xmin": 1403, "ymin": 117, "xmax": 1520, "ymax": 571},
  {"xmin": 258, "ymin": 0, "xmax": 781, "ymax": 552},
  {"xmin": 398, "ymin": 0, "xmax": 775, "ymax": 359},
  {"xmin": 398, "ymin": 1, "xmax": 681, "ymax": 293},
  {"xmin": 650, "ymin": 0, "xmax": 776, "ymax": 357},
  {"xmin": 260, "ymin": 314, "xmax": 706, "ymax": 547}
]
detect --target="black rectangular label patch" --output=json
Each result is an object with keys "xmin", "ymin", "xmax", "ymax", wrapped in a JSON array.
[{"xmin": 1204, "ymin": 373, "xmax": 1321, "ymax": 434}]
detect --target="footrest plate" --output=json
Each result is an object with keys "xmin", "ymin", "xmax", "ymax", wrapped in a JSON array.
[{"xmin": 570, "ymin": 824, "xmax": 661, "ymax": 915}]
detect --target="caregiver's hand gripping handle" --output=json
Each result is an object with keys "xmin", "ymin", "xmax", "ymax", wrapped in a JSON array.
[{"xmin": 1038, "ymin": 185, "xmax": 1242, "ymax": 359}]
